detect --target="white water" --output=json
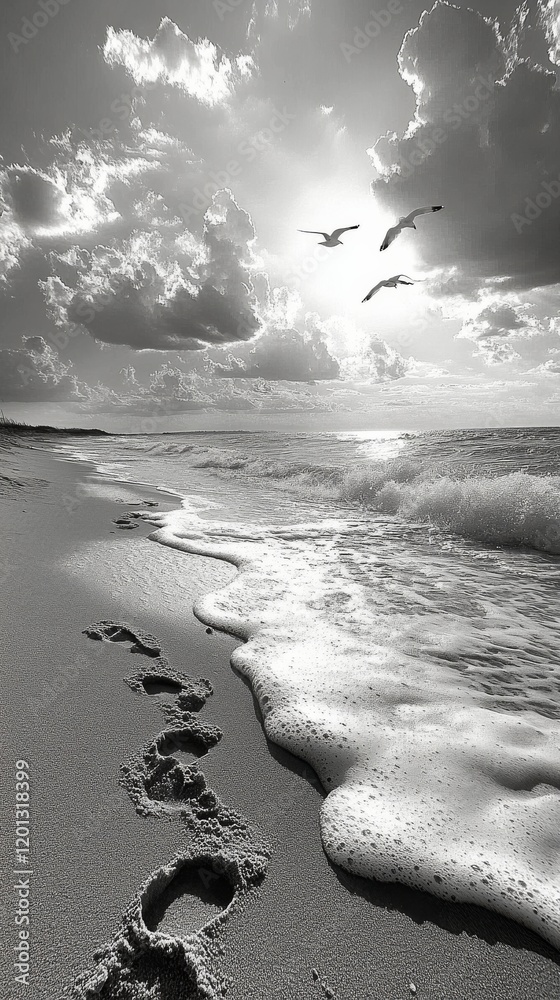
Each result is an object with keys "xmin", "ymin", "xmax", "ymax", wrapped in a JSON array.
[{"xmin": 60, "ymin": 427, "xmax": 560, "ymax": 946}]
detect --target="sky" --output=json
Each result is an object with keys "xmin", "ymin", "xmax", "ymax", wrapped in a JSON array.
[{"xmin": 0, "ymin": 0, "xmax": 560, "ymax": 431}]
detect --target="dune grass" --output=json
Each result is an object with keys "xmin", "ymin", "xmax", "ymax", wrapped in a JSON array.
[{"xmin": 0, "ymin": 411, "xmax": 108, "ymax": 435}]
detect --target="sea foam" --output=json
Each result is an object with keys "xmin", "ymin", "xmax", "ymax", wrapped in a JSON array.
[
  {"xmin": 142, "ymin": 504, "xmax": 560, "ymax": 949},
  {"xmin": 116, "ymin": 438, "xmax": 560, "ymax": 554}
]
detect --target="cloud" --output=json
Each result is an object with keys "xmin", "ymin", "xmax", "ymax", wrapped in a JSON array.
[
  {"xmin": 248, "ymin": 0, "xmax": 312, "ymax": 36},
  {"xmin": 213, "ymin": 320, "xmax": 339, "ymax": 381},
  {"xmin": 103, "ymin": 18, "xmax": 254, "ymax": 106},
  {"xmin": 539, "ymin": 0, "xmax": 560, "ymax": 65},
  {"xmin": 3, "ymin": 166, "xmax": 70, "ymax": 229},
  {"xmin": 0, "ymin": 338, "xmax": 86, "ymax": 401},
  {"xmin": 42, "ymin": 189, "xmax": 262, "ymax": 351},
  {"xmin": 526, "ymin": 353, "xmax": 560, "ymax": 375},
  {"xmin": 0, "ymin": 219, "xmax": 31, "ymax": 287},
  {"xmin": 370, "ymin": 0, "xmax": 560, "ymax": 294},
  {"xmin": 467, "ymin": 303, "xmax": 527, "ymax": 338},
  {"xmin": 458, "ymin": 299, "xmax": 560, "ymax": 365},
  {"xmin": 0, "ymin": 131, "xmax": 164, "ymax": 242},
  {"xmin": 339, "ymin": 336, "xmax": 410, "ymax": 381}
]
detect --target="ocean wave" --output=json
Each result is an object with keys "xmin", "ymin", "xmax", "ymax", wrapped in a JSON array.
[
  {"xmin": 141, "ymin": 504, "xmax": 560, "ymax": 950},
  {"xmin": 121, "ymin": 440, "xmax": 560, "ymax": 555},
  {"xmin": 342, "ymin": 467, "xmax": 560, "ymax": 554}
]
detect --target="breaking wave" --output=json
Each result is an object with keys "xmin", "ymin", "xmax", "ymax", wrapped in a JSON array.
[{"xmin": 121, "ymin": 439, "xmax": 560, "ymax": 554}]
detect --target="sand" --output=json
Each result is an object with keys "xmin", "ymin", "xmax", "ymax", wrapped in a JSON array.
[{"xmin": 0, "ymin": 434, "xmax": 559, "ymax": 999}]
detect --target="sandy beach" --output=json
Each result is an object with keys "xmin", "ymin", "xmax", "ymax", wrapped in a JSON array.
[{"xmin": 1, "ymin": 433, "xmax": 559, "ymax": 1000}]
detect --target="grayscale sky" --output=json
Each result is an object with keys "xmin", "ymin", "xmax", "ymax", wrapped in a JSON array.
[{"xmin": 1, "ymin": 0, "xmax": 559, "ymax": 430}]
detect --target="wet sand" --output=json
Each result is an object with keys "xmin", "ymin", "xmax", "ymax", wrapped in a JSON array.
[{"xmin": 0, "ymin": 435, "xmax": 559, "ymax": 999}]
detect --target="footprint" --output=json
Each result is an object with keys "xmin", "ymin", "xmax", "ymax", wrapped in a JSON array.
[
  {"xmin": 143, "ymin": 856, "xmax": 235, "ymax": 938},
  {"xmin": 75, "ymin": 619, "xmax": 270, "ymax": 1000},
  {"xmin": 121, "ymin": 717, "xmax": 223, "ymax": 816},
  {"xmin": 141, "ymin": 677, "xmax": 183, "ymax": 696},
  {"xmin": 158, "ymin": 729, "xmax": 215, "ymax": 760},
  {"xmin": 121, "ymin": 736, "xmax": 207, "ymax": 814},
  {"xmin": 83, "ymin": 621, "xmax": 161, "ymax": 657}
]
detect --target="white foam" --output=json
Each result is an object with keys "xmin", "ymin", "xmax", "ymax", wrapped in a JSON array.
[
  {"xmin": 143, "ymin": 504, "xmax": 560, "ymax": 949},
  {"xmin": 64, "ymin": 433, "xmax": 560, "ymax": 554}
]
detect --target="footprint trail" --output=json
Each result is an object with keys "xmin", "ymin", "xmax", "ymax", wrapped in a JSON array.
[{"xmin": 71, "ymin": 619, "xmax": 270, "ymax": 1000}]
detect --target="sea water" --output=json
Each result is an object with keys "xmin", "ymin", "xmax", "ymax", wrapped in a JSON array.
[{"xmin": 57, "ymin": 427, "xmax": 560, "ymax": 947}]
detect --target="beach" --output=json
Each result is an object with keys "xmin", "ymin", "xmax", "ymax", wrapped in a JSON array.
[{"xmin": 1, "ymin": 431, "xmax": 560, "ymax": 1000}]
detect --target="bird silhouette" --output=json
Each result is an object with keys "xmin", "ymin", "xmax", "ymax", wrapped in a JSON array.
[
  {"xmin": 298, "ymin": 225, "xmax": 359, "ymax": 247},
  {"xmin": 380, "ymin": 206, "xmax": 443, "ymax": 251},
  {"xmin": 362, "ymin": 274, "xmax": 419, "ymax": 302}
]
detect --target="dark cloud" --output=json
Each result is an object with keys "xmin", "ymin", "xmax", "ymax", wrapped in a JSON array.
[
  {"xmin": 458, "ymin": 300, "xmax": 560, "ymax": 365},
  {"xmin": 42, "ymin": 190, "xmax": 262, "ymax": 351},
  {"xmin": 371, "ymin": 1, "xmax": 560, "ymax": 294},
  {"xmin": 471, "ymin": 303, "xmax": 526, "ymax": 338},
  {"xmin": 3, "ymin": 167, "xmax": 68, "ymax": 229},
  {"xmin": 212, "ymin": 321, "xmax": 340, "ymax": 380},
  {"xmin": 0, "ymin": 338, "xmax": 86, "ymax": 401}
]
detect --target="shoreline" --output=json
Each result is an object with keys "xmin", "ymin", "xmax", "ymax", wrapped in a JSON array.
[{"xmin": 1, "ymin": 437, "xmax": 559, "ymax": 999}]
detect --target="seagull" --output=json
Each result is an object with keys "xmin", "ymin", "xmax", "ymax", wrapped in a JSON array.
[
  {"xmin": 380, "ymin": 206, "xmax": 443, "ymax": 251},
  {"xmin": 362, "ymin": 274, "xmax": 419, "ymax": 302},
  {"xmin": 298, "ymin": 225, "xmax": 359, "ymax": 247}
]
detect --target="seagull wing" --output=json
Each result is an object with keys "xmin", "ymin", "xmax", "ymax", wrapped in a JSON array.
[
  {"xmin": 380, "ymin": 224, "xmax": 401, "ymax": 251},
  {"xmin": 406, "ymin": 205, "xmax": 444, "ymax": 222},
  {"xmin": 362, "ymin": 281, "xmax": 385, "ymax": 302},
  {"xmin": 298, "ymin": 230, "xmax": 330, "ymax": 239},
  {"xmin": 331, "ymin": 225, "xmax": 360, "ymax": 240}
]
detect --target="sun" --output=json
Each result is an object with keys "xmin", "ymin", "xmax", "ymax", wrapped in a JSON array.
[{"xmin": 279, "ymin": 178, "xmax": 427, "ymax": 333}]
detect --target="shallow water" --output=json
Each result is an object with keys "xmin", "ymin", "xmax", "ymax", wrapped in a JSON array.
[{"xmin": 58, "ymin": 427, "xmax": 560, "ymax": 946}]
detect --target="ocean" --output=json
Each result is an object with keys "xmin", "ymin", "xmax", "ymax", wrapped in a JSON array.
[{"xmin": 57, "ymin": 426, "xmax": 560, "ymax": 948}]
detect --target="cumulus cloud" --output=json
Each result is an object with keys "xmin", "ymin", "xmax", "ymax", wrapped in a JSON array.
[
  {"xmin": 248, "ymin": 0, "xmax": 312, "ymax": 36},
  {"xmin": 103, "ymin": 18, "xmax": 253, "ymax": 106},
  {"xmin": 72, "ymin": 362, "xmax": 347, "ymax": 417},
  {"xmin": 0, "ymin": 338, "xmax": 86, "ymax": 401},
  {"xmin": 339, "ymin": 336, "xmax": 410, "ymax": 381},
  {"xmin": 42, "ymin": 189, "xmax": 262, "ymax": 351},
  {"xmin": 0, "ymin": 218, "xmax": 31, "ymax": 286},
  {"xmin": 458, "ymin": 299, "xmax": 560, "ymax": 365},
  {"xmin": 3, "ymin": 167, "xmax": 70, "ymax": 229},
  {"xmin": 212, "ymin": 317, "xmax": 339, "ymax": 381},
  {"xmin": 0, "ymin": 130, "xmax": 166, "ymax": 242},
  {"xmin": 371, "ymin": 0, "xmax": 560, "ymax": 294},
  {"xmin": 539, "ymin": 0, "xmax": 560, "ymax": 64}
]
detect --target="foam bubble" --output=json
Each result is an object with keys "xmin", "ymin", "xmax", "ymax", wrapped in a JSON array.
[{"xmin": 144, "ymin": 504, "xmax": 560, "ymax": 948}]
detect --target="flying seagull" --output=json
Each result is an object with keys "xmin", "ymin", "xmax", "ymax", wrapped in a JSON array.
[
  {"xmin": 380, "ymin": 206, "xmax": 443, "ymax": 251},
  {"xmin": 298, "ymin": 225, "xmax": 359, "ymax": 247},
  {"xmin": 362, "ymin": 274, "xmax": 419, "ymax": 302}
]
